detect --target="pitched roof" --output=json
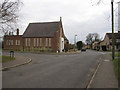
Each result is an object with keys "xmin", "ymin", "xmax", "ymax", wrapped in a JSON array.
[
  {"xmin": 106, "ymin": 32, "xmax": 120, "ymax": 39},
  {"xmin": 23, "ymin": 21, "xmax": 60, "ymax": 38}
]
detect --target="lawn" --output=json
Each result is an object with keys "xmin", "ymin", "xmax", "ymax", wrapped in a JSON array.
[
  {"xmin": 1, "ymin": 56, "xmax": 15, "ymax": 63},
  {"xmin": 113, "ymin": 59, "xmax": 120, "ymax": 79},
  {"xmin": 110, "ymin": 53, "xmax": 120, "ymax": 57},
  {"xmin": 114, "ymin": 53, "xmax": 120, "ymax": 57},
  {"xmin": 110, "ymin": 53, "xmax": 120, "ymax": 79}
]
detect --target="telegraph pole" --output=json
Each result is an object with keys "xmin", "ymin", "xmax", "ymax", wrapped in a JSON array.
[{"xmin": 111, "ymin": 0, "xmax": 115, "ymax": 60}]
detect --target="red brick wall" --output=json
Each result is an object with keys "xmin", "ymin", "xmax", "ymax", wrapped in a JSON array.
[
  {"xmin": 4, "ymin": 35, "xmax": 23, "ymax": 51},
  {"xmin": 22, "ymin": 21, "xmax": 65, "ymax": 52},
  {"xmin": 23, "ymin": 37, "xmax": 56, "ymax": 52},
  {"xmin": 52, "ymin": 21, "xmax": 65, "ymax": 52},
  {"xmin": 3, "ymin": 21, "xmax": 65, "ymax": 52}
]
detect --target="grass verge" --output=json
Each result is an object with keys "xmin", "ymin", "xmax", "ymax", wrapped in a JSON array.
[
  {"xmin": 110, "ymin": 53, "xmax": 120, "ymax": 79},
  {"xmin": 113, "ymin": 59, "xmax": 120, "ymax": 79},
  {"xmin": 110, "ymin": 53, "xmax": 120, "ymax": 57},
  {"xmin": 1, "ymin": 56, "xmax": 15, "ymax": 63}
]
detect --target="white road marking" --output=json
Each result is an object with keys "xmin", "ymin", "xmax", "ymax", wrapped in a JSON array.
[
  {"xmin": 104, "ymin": 59, "xmax": 110, "ymax": 62},
  {"xmin": 86, "ymin": 59, "xmax": 102, "ymax": 88}
]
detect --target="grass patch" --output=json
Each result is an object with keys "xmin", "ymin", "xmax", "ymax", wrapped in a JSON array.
[
  {"xmin": 68, "ymin": 49, "xmax": 77, "ymax": 52},
  {"xmin": 102, "ymin": 50, "xmax": 119, "ymax": 52},
  {"xmin": 1, "ymin": 56, "xmax": 15, "ymax": 63},
  {"xmin": 110, "ymin": 53, "xmax": 120, "ymax": 57},
  {"xmin": 115, "ymin": 53, "xmax": 120, "ymax": 57},
  {"xmin": 113, "ymin": 59, "xmax": 120, "ymax": 79},
  {"xmin": 110, "ymin": 52, "xmax": 120, "ymax": 79}
]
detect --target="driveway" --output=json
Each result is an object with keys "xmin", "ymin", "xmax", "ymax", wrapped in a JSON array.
[{"xmin": 2, "ymin": 50, "xmax": 105, "ymax": 88}]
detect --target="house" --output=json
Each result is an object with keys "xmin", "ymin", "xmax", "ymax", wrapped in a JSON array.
[
  {"xmin": 92, "ymin": 41, "xmax": 102, "ymax": 50},
  {"xmin": 92, "ymin": 41, "xmax": 99, "ymax": 50},
  {"xmin": 4, "ymin": 29, "xmax": 23, "ymax": 51},
  {"xmin": 100, "ymin": 31, "xmax": 120, "ymax": 51},
  {"xmin": 84, "ymin": 44, "xmax": 90, "ymax": 49},
  {"xmin": 4, "ymin": 17, "xmax": 68, "ymax": 53}
]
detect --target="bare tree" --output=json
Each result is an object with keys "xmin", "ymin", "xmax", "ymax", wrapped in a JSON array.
[
  {"xmin": 86, "ymin": 33, "xmax": 93, "ymax": 46},
  {"xmin": 86, "ymin": 33, "xmax": 101, "ymax": 48},
  {"xmin": 0, "ymin": 0, "xmax": 22, "ymax": 35},
  {"xmin": 93, "ymin": 33, "xmax": 100, "ymax": 41}
]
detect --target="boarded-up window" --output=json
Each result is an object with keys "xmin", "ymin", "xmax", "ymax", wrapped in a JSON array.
[
  {"xmin": 37, "ymin": 38, "xmax": 39, "ymax": 47},
  {"xmin": 46, "ymin": 38, "xmax": 48, "ymax": 47},
  {"xmin": 9, "ymin": 40, "xmax": 11, "ymax": 45},
  {"xmin": 18, "ymin": 40, "xmax": 20, "ymax": 45},
  {"xmin": 11, "ymin": 40, "xmax": 13, "ymax": 45},
  {"xmin": 6, "ymin": 40, "xmax": 8, "ymax": 45},
  {"xmin": 49, "ymin": 38, "xmax": 51, "ymax": 47},
  {"xmin": 34, "ymin": 38, "xmax": 36, "ymax": 47},
  {"xmin": 26, "ymin": 38, "xmax": 27, "ymax": 46},
  {"xmin": 28, "ymin": 38, "xmax": 30, "ymax": 46},
  {"xmin": 16, "ymin": 40, "xmax": 17, "ymax": 45},
  {"xmin": 40, "ymin": 38, "xmax": 42, "ymax": 47}
]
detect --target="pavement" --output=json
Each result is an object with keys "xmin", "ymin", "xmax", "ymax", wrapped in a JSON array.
[
  {"xmin": 89, "ymin": 53, "xmax": 118, "ymax": 88},
  {"xmin": 2, "ymin": 56, "xmax": 32, "ymax": 70}
]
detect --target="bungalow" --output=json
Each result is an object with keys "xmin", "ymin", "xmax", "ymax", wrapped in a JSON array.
[{"xmin": 4, "ymin": 17, "xmax": 68, "ymax": 53}]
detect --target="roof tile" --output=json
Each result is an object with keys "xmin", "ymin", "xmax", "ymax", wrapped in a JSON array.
[{"xmin": 23, "ymin": 21, "xmax": 60, "ymax": 38}]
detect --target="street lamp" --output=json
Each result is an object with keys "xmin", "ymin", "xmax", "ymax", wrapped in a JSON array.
[{"xmin": 111, "ymin": 0, "xmax": 115, "ymax": 60}]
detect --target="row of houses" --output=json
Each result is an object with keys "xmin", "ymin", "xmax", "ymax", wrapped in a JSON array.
[
  {"xmin": 3, "ymin": 17, "xmax": 69, "ymax": 53},
  {"xmin": 3, "ymin": 17, "xmax": 120, "ymax": 52},
  {"xmin": 92, "ymin": 31, "xmax": 120, "ymax": 51}
]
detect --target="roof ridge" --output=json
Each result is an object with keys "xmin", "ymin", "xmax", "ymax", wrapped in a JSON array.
[
  {"xmin": 106, "ymin": 33, "xmax": 118, "ymax": 34},
  {"xmin": 30, "ymin": 21, "xmax": 60, "ymax": 24}
]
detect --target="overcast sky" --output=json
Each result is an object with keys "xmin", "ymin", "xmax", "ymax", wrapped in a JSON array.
[{"xmin": 17, "ymin": 0, "xmax": 120, "ymax": 44}]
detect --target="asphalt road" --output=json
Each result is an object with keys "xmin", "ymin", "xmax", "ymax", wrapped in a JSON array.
[{"xmin": 2, "ymin": 50, "xmax": 105, "ymax": 88}]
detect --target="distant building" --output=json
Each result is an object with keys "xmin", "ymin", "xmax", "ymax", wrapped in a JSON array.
[
  {"xmin": 92, "ymin": 41, "xmax": 99, "ymax": 50},
  {"xmin": 4, "ymin": 17, "xmax": 68, "ymax": 52},
  {"xmin": 84, "ymin": 44, "xmax": 90, "ymax": 49},
  {"xmin": 100, "ymin": 31, "xmax": 120, "ymax": 51}
]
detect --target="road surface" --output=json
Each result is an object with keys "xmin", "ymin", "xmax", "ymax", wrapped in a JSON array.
[{"xmin": 2, "ymin": 50, "xmax": 105, "ymax": 88}]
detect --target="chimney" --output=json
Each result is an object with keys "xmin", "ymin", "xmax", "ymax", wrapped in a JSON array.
[{"xmin": 17, "ymin": 28, "xmax": 19, "ymax": 35}]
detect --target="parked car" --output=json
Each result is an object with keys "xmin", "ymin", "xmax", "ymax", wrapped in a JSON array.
[{"xmin": 81, "ymin": 47, "xmax": 86, "ymax": 51}]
